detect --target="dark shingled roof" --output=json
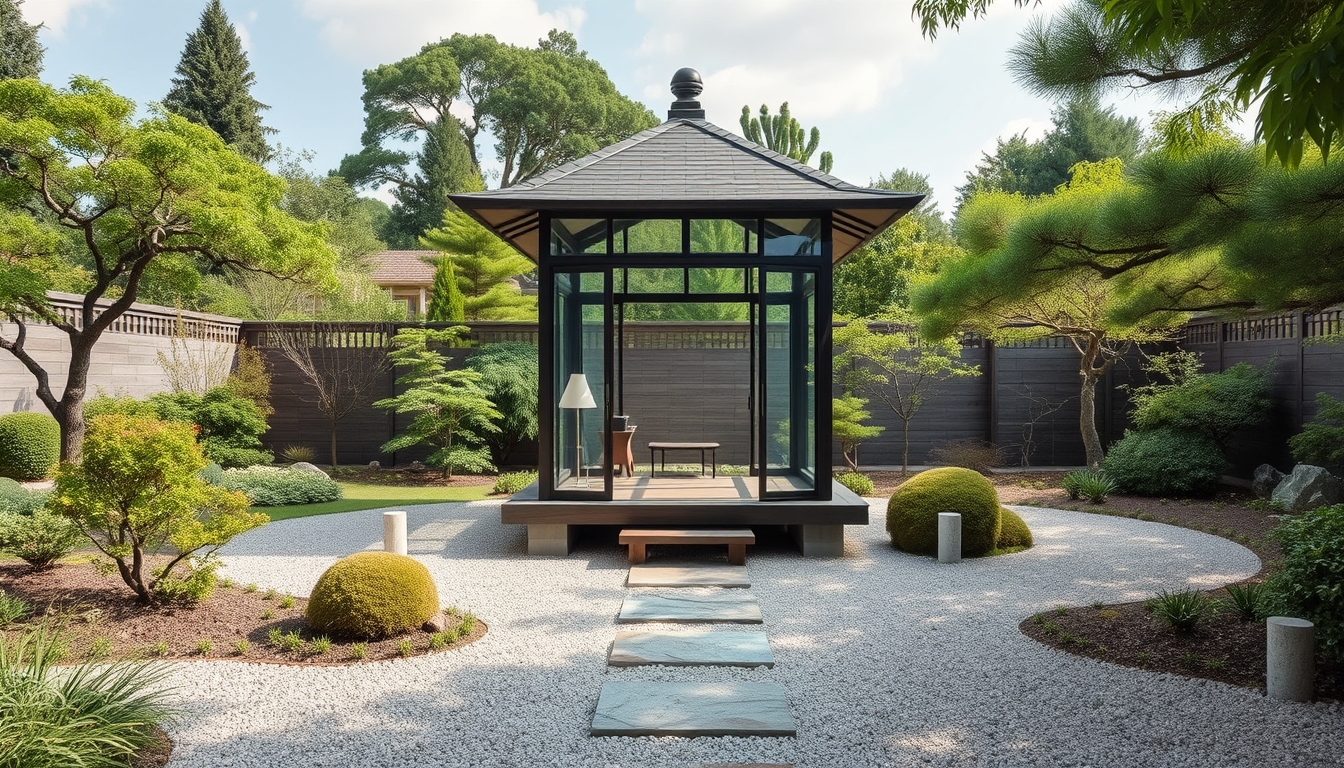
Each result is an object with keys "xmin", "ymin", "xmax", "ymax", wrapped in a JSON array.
[{"xmin": 450, "ymin": 118, "xmax": 923, "ymax": 263}]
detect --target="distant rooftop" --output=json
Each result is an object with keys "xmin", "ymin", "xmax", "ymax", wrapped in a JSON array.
[{"xmin": 368, "ymin": 250, "xmax": 437, "ymax": 285}]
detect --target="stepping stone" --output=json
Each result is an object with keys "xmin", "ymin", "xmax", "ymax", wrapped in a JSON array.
[
  {"xmin": 609, "ymin": 630, "xmax": 774, "ymax": 667},
  {"xmin": 618, "ymin": 593, "xmax": 763, "ymax": 624},
  {"xmin": 590, "ymin": 681, "xmax": 796, "ymax": 737},
  {"xmin": 628, "ymin": 565, "xmax": 750, "ymax": 588}
]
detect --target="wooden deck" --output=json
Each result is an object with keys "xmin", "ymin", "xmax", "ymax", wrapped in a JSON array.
[{"xmin": 501, "ymin": 477, "xmax": 868, "ymax": 526}]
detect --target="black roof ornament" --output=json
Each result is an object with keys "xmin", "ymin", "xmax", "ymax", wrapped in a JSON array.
[{"xmin": 668, "ymin": 67, "xmax": 705, "ymax": 120}]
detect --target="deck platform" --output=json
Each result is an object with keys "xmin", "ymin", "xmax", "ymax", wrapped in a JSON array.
[{"xmin": 502, "ymin": 477, "xmax": 867, "ymax": 557}]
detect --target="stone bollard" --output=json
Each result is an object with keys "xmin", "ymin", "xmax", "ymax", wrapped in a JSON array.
[
  {"xmin": 1266, "ymin": 616, "xmax": 1315, "ymax": 702},
  {"xmin": 383, "ymin": 510, "xmax": 407, "ymax": 556},
  {"xmin": 937, "ymin": 512, "xmax": 962, "ymax": 564}
]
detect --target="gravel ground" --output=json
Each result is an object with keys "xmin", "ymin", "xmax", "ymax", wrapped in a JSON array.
[{"xmin": 155, "ymin": 500, "xmax": 1344, "ymax": 768}]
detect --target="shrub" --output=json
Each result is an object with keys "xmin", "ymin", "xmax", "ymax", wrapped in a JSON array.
[
  {"xmin": 466, "ymin": 342, "xmax": 539, "ymax": 465},
  {"xmin": 306, "ymin": 551, "xmax": 439, "ymax": 640},
  {"xmin": 151, "ymin": 558, "xmax": 221, "ymax": 605},
  {"xmin": 1289, "ymin": 392, "xmax": 1344, "ymax": 467},
  {"xmin": 150, "ymin": 387, "xmax": 273, "ymax": 468},
  {"xmin": 0, "ymin": 477, "xmax": 49, "ymax": 516},
  {"xmin": 1225, "ymin": 582, "xmax": 1265, "ymax": 622},
  {"xmin": 1102, "ymin": 428, "xmax": 1226, "ymax": 496},
  {"xmin": 492, "ymin": 470, "xmax": 538, "ymax": 495},
  {"xmin": 1130, "ymin": 361, "xmax": 1273, "ymax": 445},
  {"xmin": 1072, "ymin": 470, "xmax": 1117, "ymax": 503},
  {"xmin": 0, "ymin": 622, "xmax": 177, "ymax": 768},
  {"xmin": 279, "ymin": 444, "xmax": 316, "ymax": 464},
  {"xmin": 927, "ymin": 439, "xmax": 1002, "ymax": 475},
  {"xmin": 0, "ymin": 510, "xmax": 83, "ymax": 570},
  {"xmin": 196, "ymin": 462, "xmax": 225, "ymax": 487},
  {"xmin": 49, "ymin": 414, "xmax": 265, "ymax": 605},
  {"xmin": 836, "ymin": 472, "xmax": 875, "ymax": 496},
  {"xmin": 0, "ymin": 590, "xmax": 30, "ymax": 626},
  {"xmin": 1061, "ymin": 471, "xmax": 1084, "ymax": 500},
  {"xmin": 0, "ymin": 412, "xmax": 60, "ymax": 481},
  {"xmin": 996, "ymin": 508, "xmax": 1034, "ymax": 550},
  {"xmin": 220, "ymin": 466, "xmax": 342, "ymax": 506},
  {"xmin": 1149, "ymin": 588, "xmax": 1217, "ymax": 633},
  {"xmin": 1264, "ymin": 504, "xmax": 1344, "ymax": 661},
  {"xmin": 886, "ymin": 467, "xmax": 1001, "ymax": 557}
]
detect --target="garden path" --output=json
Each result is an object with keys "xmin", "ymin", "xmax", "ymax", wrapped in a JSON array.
[{"xmin": 156, "ymin": 501, "xmax": 1342, "ymax": 768}]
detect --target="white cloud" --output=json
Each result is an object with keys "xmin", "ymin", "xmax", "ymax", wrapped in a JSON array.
[
  {"xmin": 18, "ymin": 0, "xmax": 106, "ymax": 36},
  {"xmin": 979, "ymin": 116, "xmax": 1052, "ymax": 156},
  {"xmin": 633, "ymin": 0, "xmax": 936, "ymax": 121},
  {"xmin": 298, "ymin": 0, "xmax": 585, "ymax": 63}
]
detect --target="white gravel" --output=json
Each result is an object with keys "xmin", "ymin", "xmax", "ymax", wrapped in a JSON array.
[{"xmin": 154, "ymin": 500, "xmax": 1344, "ymax": 768}]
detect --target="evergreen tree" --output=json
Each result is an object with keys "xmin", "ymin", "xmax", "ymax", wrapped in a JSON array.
[
  {"xmin": 383, "ymin": 117, "xmax": 484, "ymax": 248},
  {"xmin": 164, "ymin": 0, "xmax": 273, "ymax": 162},
  {"xmin": 0, "ymin": 0, "xmax": 42, "ymax": 80},
  {"xmin": 426, "ymin": 256, "xmax": 465, "ymax": 322},
  {"xmin": 420, "ymin": 210, "xmax": 537, "ymax": 321}
]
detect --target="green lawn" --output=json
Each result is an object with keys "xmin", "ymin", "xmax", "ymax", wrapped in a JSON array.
[{"xmin": 256, "ymin": 481, "xmax": 495, "ymax": 521}]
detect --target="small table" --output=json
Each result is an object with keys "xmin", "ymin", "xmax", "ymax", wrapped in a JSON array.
[
  {"xmin": 648, "ymin": 442, "xmax": 719, "ymax": 478},
  {"xmin": 607, "ymin": 430, "xmax": 635, "ymax": 477}
]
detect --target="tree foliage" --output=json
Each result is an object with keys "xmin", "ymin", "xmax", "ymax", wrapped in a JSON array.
[
  {"xmin": 0, "ymin": 0, "xmax": 42, "ymax": 80},
  {"xmin": 739, "ymin": 102, "xmax": 834, "ymax": 173},
  {"xmin": 0, "ymin": 77, "xmax": 335, "ymax": 460},
  {"xmin": 376, "ymin": 328, "xmax": 500, "ymax": 477},
  {"xmin": 50, "ymin": 414, "xmax": 264, "ymax": 605},
  {"xmin": 420, "ymin": 209, "xmax": 537, "ymax": 320},
  {"xmin": 465, "ymin": 342, "xmax": 539, "ymax": 466},
  {"xmin": 915, "ymin": 0, "xmax": 1344, "ymax": 166},
  {"xmin": 163, "ymin": 0, "xmax": 272, "ymax": 162},
  {"xmin": 1290, "ymin": 393, "xmax": 1344, "ymax": 468},
  {"xmin": 426, "ymin": 255, "xmax": 465, "ymax": 322},
  {"xmin": 832, "ymin": 394, "xmax": 883, "ymax": 472},
  {"xmin": 383, "ymin": 116, "xmax": 483, "ymax": 248}
]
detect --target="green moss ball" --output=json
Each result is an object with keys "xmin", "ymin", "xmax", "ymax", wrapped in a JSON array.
[
  {"xmin": 306, "ymin": 552, "xmax": 439, "ymax": 639},
  {"xmin": 0, "ymin": 412, "xmax": 60, "ymax": 481},
  {"xmin": 886, "ymin": 467, "xmax": 1001, "ymax": 556},
  {"xmin": 996, "ymin": 508, "xmax": 1034, "ymax": 550}
]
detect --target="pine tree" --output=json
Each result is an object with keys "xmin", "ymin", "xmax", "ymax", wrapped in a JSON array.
[
  {"xmin": 0, "ymin": 0, "xmax": 42, "ymax": 80},
  {"xmin": 384, "ymin": 117, "xmax": 484, "ymax": 248},
  {"xmin": 420, "ymin": 210, "xmax": 537, "ymax": 321},
  {"xmin": 164, "ymin": 0, "xmax": 272, "ymax": 162},
  {"xmin": 426, "ymin": 256, "xmax": 465, "ymax": 322}
]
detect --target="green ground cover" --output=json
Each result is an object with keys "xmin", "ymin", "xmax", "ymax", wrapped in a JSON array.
[{"xmin": 256, "ymin": 482, "xmax": 494, "ymax": 521}]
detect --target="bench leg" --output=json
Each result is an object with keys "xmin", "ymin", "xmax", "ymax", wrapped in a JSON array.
[
  {"xmin": 627, "ymin": 542, "xmax": 646, "ymax": 565},
  {"xmin": 727, "ymin": 542, "xmax": 746, "ymax": 566}
]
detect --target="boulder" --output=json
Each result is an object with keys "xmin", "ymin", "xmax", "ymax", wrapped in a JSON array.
[
  {"xmin": 409, "ymin": 460, "xmax": 428, "ymax": 473},
  {"xmin": 423, "ymin": 611, "xmax": 449, "ymax": 633},
  {"xmin": 290, "ymin": 461, "xmax": 330, "ymax": 479},
  {"xmin": 1252, "ymin": 464, "xmax": 1285, "ymax": 499},
  {"xmin": 1271, "ymin": 465, "xmax": 1344, "ymax": 512},
  {"xmin": 368, "ymin": 461, "xmax": 381, "ymax": 470}
]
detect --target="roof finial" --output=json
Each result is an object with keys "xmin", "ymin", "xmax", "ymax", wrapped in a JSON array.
[{"xmin": 668, "ymin": 68, "xmax": 705, "ymax": 120}]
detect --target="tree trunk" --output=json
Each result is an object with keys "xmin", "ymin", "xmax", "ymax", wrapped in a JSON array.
[
  {"xmin": 56, "ymin": 334, "xmax": 95, "ymax": 463},
  {"xmin": 329, "ymin": 417, "xmax": 338, "ymax": 470},
  {"xmin": 901, "ymin": 418, "xmax": 912, "ymax": 476},
  {"xmin": 1078, "ymin": 370, "xmax": 1104, "ymax": 469}
]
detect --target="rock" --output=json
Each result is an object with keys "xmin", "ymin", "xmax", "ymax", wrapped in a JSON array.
[
  {"xmin": 289, "ymin": 461, "xmax": 330, "ymax": 479},
  {"xmin": 368, "ymin": 461, "xmax": 381, "ymax": 470},
  {"xmin": 1271, "ymin": 464, "xmax": 1344, "ymax": 512},
  {"xmin": 409, "ymin": 461, "xmax": 427, "ymax": 473},
  {"xmin": 423, "ymin": 612, "xmax": 449, "ymax": 633},
  {"xmin": 1252, "ymin": 464, "xmax": 1285, "ymax": 499}
]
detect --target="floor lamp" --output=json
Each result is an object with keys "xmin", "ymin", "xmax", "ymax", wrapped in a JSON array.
[{"xmin": 559, "ymin": 373, "xmax": 597, "ymax": 488}]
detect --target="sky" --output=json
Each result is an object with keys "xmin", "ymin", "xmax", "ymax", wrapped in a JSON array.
[{"xmin": 19, "ymin": 0, "xmax": 1233, "ymax": 217}]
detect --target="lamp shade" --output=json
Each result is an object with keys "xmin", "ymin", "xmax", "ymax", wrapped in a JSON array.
[{"xmin": 558, "ymin": 373, "xmax": 597, "ymax": 409}]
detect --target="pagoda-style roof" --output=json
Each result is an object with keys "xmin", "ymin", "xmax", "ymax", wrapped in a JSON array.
[{"xmin": 451, "ymin": 115, "xmax": 922, "ymax": 264}]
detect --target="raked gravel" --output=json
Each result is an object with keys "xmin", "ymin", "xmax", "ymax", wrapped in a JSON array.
[{"xmin": 155, "ymin": 500, "xmax": 1342, "ymax": 768}]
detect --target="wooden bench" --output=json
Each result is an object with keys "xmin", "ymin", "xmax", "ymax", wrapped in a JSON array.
[
  {"xmin": 619, "ymin": 528, "xmax": 755, "ymax": 565},
  {"xmin": 647, "ymin": 441, "xmax": 719, "ymax": 478}
]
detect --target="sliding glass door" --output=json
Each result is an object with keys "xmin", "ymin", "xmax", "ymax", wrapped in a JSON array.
[
  {"xmin": 550, "ymin": 269, "xmax": 612, "ymax": 499},
  {"xmin": 758, "ymin": 268, "xmax": 817, "ymax": 499}
]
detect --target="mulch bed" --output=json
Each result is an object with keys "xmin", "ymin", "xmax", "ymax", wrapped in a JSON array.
[
  {"xmin": 0, "ymin": 559, "xmax": 487, "ymax": 665},
  {"xmin": 868, "ymin": 468, "xmax": 1341, "ymax": 699},
  {"xmin": 330, "ymin": 466, "xmax": 499, "ymax": 488}
]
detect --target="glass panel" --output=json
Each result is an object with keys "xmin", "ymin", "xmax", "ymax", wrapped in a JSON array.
[
  {"xmin": 688, "ymin": 267, "xmax": 747, "ymax": 293},
  {"xmin": 614, "ymin": 218, "xmax": 682, "ymax": 253},
  {"xmin": 551, "ymin": 219, "xmax": 607, "ymax": 254},
  {"xmin": 764, "ymin": 218, "xmax": 822, "ymax": 256},
  {"xmin": 553, "ymin": 270, "xmax": 606, "ymax": 494},
  {"xmin": 762, "ymin": 270, "xmax": 817, "ymax": 496},
  {"xmin": 690, "ymin": 219, "xmax": 757, "ymax": 254},
  {"xmin": 623, "ymin": 301, "xmax": 749, "ymax": 322},
  {"xmin": 624, "ymin": 267, "xmax": 684, "ymax": 294}
]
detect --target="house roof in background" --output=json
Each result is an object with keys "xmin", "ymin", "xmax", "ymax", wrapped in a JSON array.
[{"xmin": 369, "ymin": 250, "xmax": 437, "ymax": 286}]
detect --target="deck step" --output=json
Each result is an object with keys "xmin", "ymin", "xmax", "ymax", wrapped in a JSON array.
[
  {"xmin": 590, "ymin": 681, "xmax": 796, "ymax": 737},
  {"xmin": 618, "ymin": 593, "xmax": 762, "ymax": 624},
  {"xmin": 628, "ymin": 565, "xmax": 749, "ymax": 588},
  {"xmin": 609, "ymin": 630, "xmax": 774, "ymax": 667}
]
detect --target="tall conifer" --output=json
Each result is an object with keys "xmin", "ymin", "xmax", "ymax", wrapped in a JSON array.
[
  {"xmin": 164, "ymin": 0, "xmax": 272, "ymax": 162},
  {"xmin": 0, "ymin": 0, "xmax": 42, "ymax": 80},
  {"xmin": 427, "ymin": 256, "xmax": 466, "ymax": 322}
]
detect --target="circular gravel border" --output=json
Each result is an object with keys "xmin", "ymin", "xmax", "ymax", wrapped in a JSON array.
[{"xmin": 152, "ymin": 500, "xmax": 1341, "ymax": 768}]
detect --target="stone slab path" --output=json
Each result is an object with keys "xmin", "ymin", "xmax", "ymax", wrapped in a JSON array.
[
  {"xmin": 618, "ymin": 593, "xmax": 764, "ymax": 624},
  {"xmin": 609, "ymin": 630, "xmax": 775, "ymax": 668},
  {"xmin": 591, "ymin": 681, "xmax": 796, "ymax": 737},
  {"xmin": 628, "ymin": 565, "xmax": 751, "ymax": 587}
]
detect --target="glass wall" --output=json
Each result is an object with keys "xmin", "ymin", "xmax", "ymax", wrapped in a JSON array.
[
  {"xmin": 552, "ymin": 270, "xmax": 607, "ymax": 495},
  {"xmin": 760, "ymin": 269, "xmax": 817, "ymax": 496}
]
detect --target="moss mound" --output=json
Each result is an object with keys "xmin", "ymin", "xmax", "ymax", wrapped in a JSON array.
[
  {"xmin": 0, "ymin": 412, "xmax": 60, "ymax": 480},
  {"xmin": 996, "ymin": 508, "xmax": 1034, "ymax": 550},
  {"xmin": 306, "ymin": 552, "xmax": 439, "ymax": 639},
  {"xmin": 887, "ymin": 467, "xmax": 1001, "ymax": 556}
]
